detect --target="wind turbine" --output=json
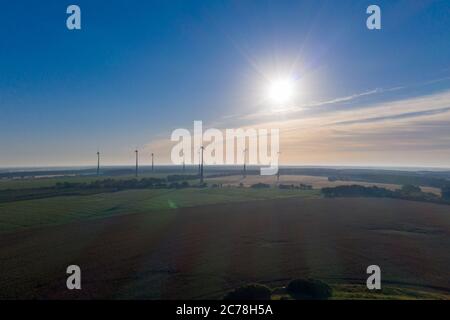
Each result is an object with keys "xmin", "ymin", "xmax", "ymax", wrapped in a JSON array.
[
  {"xmin": 242, "ymin": 148, "xmax": 247, "ymax": 178},
  {"xmin": 181, "ymin": 150, "xmax": 185, "ymax": 172},
  {"xmin": 198, "ymin": 149, "xmax": 201, "ymax": 176},
  {"xmin": 135, "ymin": 149, "xmax": 139, "ymax": 178},
  {"xmin": 277, "ymin": 151, "xmax": 281, "ymax": 182},
  {"xmin": 200, "ymin": 146, "xmax": 204, "ymax": 184},
  {"xmin": 96, "ymin": 149, "xmax": 100, "ymax": 176},
  {"xmin": 151, "ymin": 153, "xmax": 154, "ymax": 172}
]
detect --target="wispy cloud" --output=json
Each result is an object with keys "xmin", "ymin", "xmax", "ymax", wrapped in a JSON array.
[
  {"xmin": 225, "ymin": 76, "xmax": 450, "ymax": 127},
  {"xmin": 145, "ymin": 81, "xmax": 450, "ymax": 167},
  {"xmin": 330, "ymin": 106, "xmax": 450, "ymax": 126},
  {"xmin": 236, "ymin": 88, "xmax": 386, "ymax": 122},
  {"xmin": 301, "ymin": 88, "xmax": 384, "ymax": 108}
]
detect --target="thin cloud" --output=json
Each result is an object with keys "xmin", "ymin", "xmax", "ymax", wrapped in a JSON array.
[
  {"xmin": 331, "ymin": 106, "xmax": 450, "ymax": 126},
  {"xmin": 144, "ymin": 82, "xmax": 450, "ymax": 167},
  {"xmin": 302, "ymin": 88, "xmax": 382, "ymax": 108},
  {"xmin": 231, "ymin": 75, "xmax": 450, "ymax": 125}
]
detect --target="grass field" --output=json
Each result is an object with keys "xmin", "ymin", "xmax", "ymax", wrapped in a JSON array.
[
  {"xmin": 0, "ymin": 187, "xmax": 319, "ymax": 233},
  {"xmin": 208, "ymin": 174, "xmax": 442, "ymax": 195},
  {"xmin": 0, "ymin": 173, "xmax": 169, "ymax": 190},
  {"xmin": 271, "ymin": 283, "xmax": 450, "ymax": 300},
  {"xmin": 0, "ymin": 196, "xmax": 449, "ymax": 299},
  {"xmin": 1, "ymin": 173, "xmax": 442, "ymax": 195}
]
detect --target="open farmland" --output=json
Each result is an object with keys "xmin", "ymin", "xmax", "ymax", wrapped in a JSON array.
[
  {"xmin": 0, "ymin": 173, "xmax": 170, "ymax": 190},
  {"xmin": 0, "ymin": 196, "xmax": 449, "ymax": 299},
  {"xmin": 0, "ymin": 187, "xmax": 319, "ymax": 234},
  {"xmin": 208, "ymin": 175, "xmax": 442, "ymax": 196}
]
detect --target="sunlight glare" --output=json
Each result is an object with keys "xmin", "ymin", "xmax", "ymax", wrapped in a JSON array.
[{"xmin": 268, "ymin": 78, "xmax": 296, "ymax": 105}]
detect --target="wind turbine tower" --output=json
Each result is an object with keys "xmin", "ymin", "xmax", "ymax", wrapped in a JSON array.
[
  {"xmin": 151, "ymin": 153, "xmax": 154, "ymax": 172},
  {"xmin": 135, "ymin": 149, "xmax": 139, "ymax": 178},
  {"xmin": 243, "ymin": 148, "xmax": 247, "ymax": 178},
  {"xmin": 277, "ymin": 151, "xmax": 281, "ymax": 182},
  {"xmin": 96, "ymin": 150, "xmax": 100, "ymax": 176},
  {"xmin": 181, "ymin": 150, "xmax": 185, "ymax": 172},
  {"xmin": 200, "ymin": 146, "xmax": 204, "ymax": 184},
  {"xmin": 198, "ymin": 149, "xmax": 201, "ymax": 176}
]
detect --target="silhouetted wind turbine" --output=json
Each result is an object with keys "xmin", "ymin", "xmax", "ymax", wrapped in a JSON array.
[
  {"xmin": 242, "ymin": 148, "xmax": 247, "ymax": 178},
  {"xmin": 200, "ymin": 146, "xmax": 204, "ymax": 184},
  {"xmin": 181, "ymin": 150, "xmax": 185, "ymax": 172},
  {"xmin": 277, "ymin": 151, "xmax": 281, "ymax": 182},
  {"xmin": 135, "ymin": 149, "xmax": 139, "ymax": 178},
  {"xmin": 198, "ymin": 149, "xmax": 201, "ymax": 176},
  {"xmin": 96, "ymin": 150, "xmax": 100, "ymax": 176},
  {"xmin": 151, "ymin": 153, "xmax": 154, "ymax": 172}
]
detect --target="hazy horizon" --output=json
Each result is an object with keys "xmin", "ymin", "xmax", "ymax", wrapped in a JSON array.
[{"xmin": 2, "ymin": 163, "xmax": 450, "ymax": 173}]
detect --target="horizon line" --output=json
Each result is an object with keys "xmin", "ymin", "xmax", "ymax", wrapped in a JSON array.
[{"xmin": 1, "ymin": 164, "xmax": 450, "ymax": 172}]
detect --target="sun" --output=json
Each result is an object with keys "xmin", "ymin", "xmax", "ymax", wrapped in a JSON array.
[{"xmin": 267, "ymin": 78, "xmax": 296, "ymax": 104}]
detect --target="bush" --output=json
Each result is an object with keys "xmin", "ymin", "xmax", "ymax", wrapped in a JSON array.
[
  {"xmin": 322, "ymin": 185, "xmax": 393, "ymax": 198},
  {"xmin": 279, "ymin": 184, "xmax": 295, "ymax": 190},
  {"xmin": 181, "ymin": 181, "xmax": 190, "ymax": 188},
  {"xmin": 286, "ymin": 279, "xmax": 332, "ymax": 300},
  {"xmin": 442, "ymin": 186, "xmax": 450, "ymax": 200},
  {"xmin": 167, "ymin": 174, "xmax": 198, "ymax": 182},
  {"xmin": 223, "ymin": 284, "xmax": 272, "ymax": 300},
  {"xmin": 401, "ymin": 184, "xmax": 421, "ymax": 194},
  {"xmin": 251, "ymin": 183, "xmax": 270, "ymax": 189}
]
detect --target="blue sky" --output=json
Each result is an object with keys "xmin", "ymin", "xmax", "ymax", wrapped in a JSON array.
[{"xmin": 1, "ymin": 0, "xmax": 450, "ymax": 167}]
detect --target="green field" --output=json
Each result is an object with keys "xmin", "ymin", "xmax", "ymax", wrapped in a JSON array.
[
  {"xmin": 0, "ymin": 173, "xmax": 169, "ymax": 190},
  {"xmin": 1, "ymin": 173, "xmax": 449, "ymax": 300},
  {"xmin": 1, "ymin": 196, "xmax": 449, "ymax": 299},
  {"xmin": 330, "ymin": 284, "xmax": 450, "ymax": 300},
  {"xmin": 271, "ymin": 284, "xmax": 450, "ymax": 300},
  {"xmin": 0, "ymin": 186, "xmax": 319, "ymax": 234}
]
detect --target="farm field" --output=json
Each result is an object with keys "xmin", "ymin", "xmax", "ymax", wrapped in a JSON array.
[
  {"xmin": 0, "ymin": 173, "xmax": 169, "ymax": 190},
  {"xmin": 0, "ymin": 196, "xmax": 449, "ymax": 299},
  {"xmin": 208, "ymin": 175, "xmax": 442, "ymax": 195},
  {"xmin": 1, "ymin": 173, "xmax": 442, "ymax": 196},
  {"xmin": 0, "ymin": 187, "xmax": 319, "ymax": 234}
]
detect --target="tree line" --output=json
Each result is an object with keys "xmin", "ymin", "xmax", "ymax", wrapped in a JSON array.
[{"xmin": 322, "ymin": 184, "xmax": 450, "ymax": 205}]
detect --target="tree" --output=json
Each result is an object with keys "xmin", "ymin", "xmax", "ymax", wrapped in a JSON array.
[
  {"xmin": 287, "ymin": 279, "xmax": 332, "ymax": 300},
  {"xmin": 223, "ymin": 284, "xmax": 272, "ymax": 300},
  {"xmin": 251, "ymin": 183, "xmax": 270, "ymax": 189},
  {"xmin": 442, "ymin": 186, "xmax": 450, "ymax": 200},
  {"xmin": 401, "ymin": 184, "xmax": 421, "ymax": 194}
]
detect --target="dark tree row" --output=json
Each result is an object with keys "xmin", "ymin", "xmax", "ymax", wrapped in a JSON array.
[{"xmin": 322, "ymin": 184, "xmax": 449, "ymax": 205}]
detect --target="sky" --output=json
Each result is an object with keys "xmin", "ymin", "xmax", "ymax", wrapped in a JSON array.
[{"xmin": 0, "ymin": 0, "xmax": 450, "ymax": 168}]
